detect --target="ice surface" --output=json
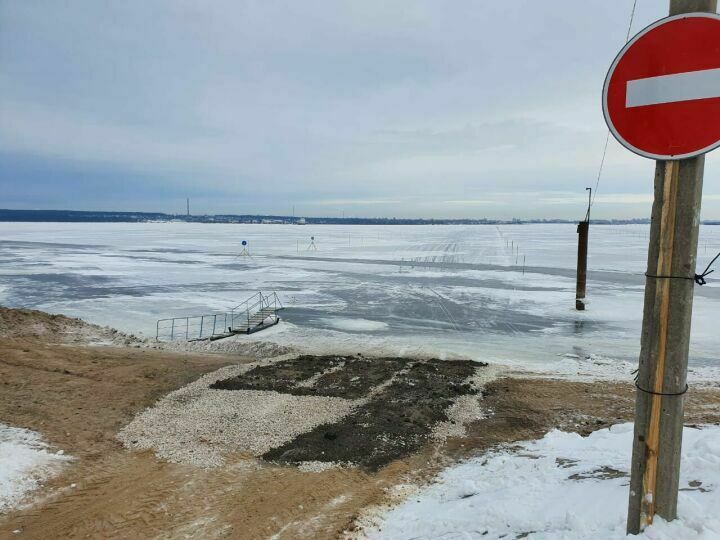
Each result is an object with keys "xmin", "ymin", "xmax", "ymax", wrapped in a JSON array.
[
  {"xmin": 1, "ymin": 222, "xmax": 719, "ymax": 377},
  {"xmin": 319, "ymin": 318, "xmax": 389, "ymax": 332},
  {"xmin": 0, "ymin": 423, "xmax": 71, "ymax": 512},
  {"xmin": 361, "ymin": 422, "xmax": 720, "ymax": 539}
]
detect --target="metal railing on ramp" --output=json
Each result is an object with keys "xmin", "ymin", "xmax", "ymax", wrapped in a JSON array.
[{"xmin": 155, "ymin": 291, "xmax": 284, "ymax": 341}]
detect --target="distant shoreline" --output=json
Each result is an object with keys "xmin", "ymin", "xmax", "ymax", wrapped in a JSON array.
[{"xmin": 0, "ymin": 208, "xmax": 672, "ymax": 225}]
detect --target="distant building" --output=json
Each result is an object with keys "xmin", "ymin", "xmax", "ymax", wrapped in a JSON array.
[{"xmin": 296, "ymin": 217, "xmax": 306, "ymax": 225}]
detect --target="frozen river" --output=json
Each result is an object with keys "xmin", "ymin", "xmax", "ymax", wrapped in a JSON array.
[{"xmin": 1, "ymin": 222, "xmax": 719, "ymax": 375}]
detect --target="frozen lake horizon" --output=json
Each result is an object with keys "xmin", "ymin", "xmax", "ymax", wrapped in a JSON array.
[{"xmin": 1, "ymin": 222, "xmax": 719, "ymax": 377}]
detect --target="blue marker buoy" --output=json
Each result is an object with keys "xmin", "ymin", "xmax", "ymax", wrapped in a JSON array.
[{"xmin": 239, "ymin": 240, "xmax": 250, "ymax": 256}]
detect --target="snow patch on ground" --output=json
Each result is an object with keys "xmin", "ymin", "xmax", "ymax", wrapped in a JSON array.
[
  {"xmin": 359, "ymin": 423, "xmax": 720, "ymax": 539},
  {"xmin": 517, "ymin": 353, "xmax": 720, "ymax": 386},
  {"xmin": 0, "ymin": 423, "xmax": 71, "ymax": 512}
]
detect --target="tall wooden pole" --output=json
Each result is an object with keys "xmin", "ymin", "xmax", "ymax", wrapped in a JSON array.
[
  {"xmin": 626, "ymin": 3, "xmax": 714, "ymax": 533},
  {"xmin": 575, "ymin": 188, "xmax": 591, "ymax": 310}
]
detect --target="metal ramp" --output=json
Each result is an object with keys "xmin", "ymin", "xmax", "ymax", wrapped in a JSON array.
[{"xmin": 155, "ymin": 291, "xmax": 284, "ymax": 342}]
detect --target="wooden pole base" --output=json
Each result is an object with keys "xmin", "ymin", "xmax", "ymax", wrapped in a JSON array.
[{"xmin": 626, "ymin": 157, "xmax": 704, "ymax": 533}]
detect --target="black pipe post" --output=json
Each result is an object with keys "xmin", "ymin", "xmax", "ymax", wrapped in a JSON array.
[{"xmin": 576, "ymin": 187, "xmax": 592, "ymax": 310}]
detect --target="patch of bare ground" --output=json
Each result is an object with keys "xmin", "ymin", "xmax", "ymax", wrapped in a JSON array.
[
  {"xmin": 0, "ymin": 305, "xmax": 145, "ymax": 348},
  {"xmin": 442, "ymin": 377, "xmax": 720, "ymax": 462},
  {"xmin": 2, "ymin": 308, "xmax": 720, "ymax": 539},
  {"xmin": 0, "ymin": 339, "xmax": 239, "ymax": 461},
  {"xmin": 0, "ymin": 306, "xmax": 92, "ymax": 339}
]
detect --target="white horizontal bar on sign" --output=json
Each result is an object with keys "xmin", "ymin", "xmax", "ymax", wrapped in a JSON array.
[{"xmin": 626, "ymin": 67, "xmax": 720, "ymax": 108}]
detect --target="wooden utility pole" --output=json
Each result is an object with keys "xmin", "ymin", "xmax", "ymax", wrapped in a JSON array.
[
  {"xmin": 575, "ymin": 187, "xmax": 591, "ymax": 310},
  {"xmin": 626, "ymin": 1, "xmax": 714, "ymax": 533}
]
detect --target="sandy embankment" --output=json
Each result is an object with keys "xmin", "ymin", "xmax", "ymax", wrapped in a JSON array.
[{"xmin": 1, "ymin": 307, "xmax": 719, "ymax": 539}]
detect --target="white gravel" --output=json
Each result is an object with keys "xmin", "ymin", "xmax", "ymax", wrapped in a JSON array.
[
  {"xmin": 431, "ymin": 363, "xmax": 499, "ymax": 441},
  {"xmin": 118, "ymin": 361, "xmax": 357, "ymax": 467},
  {"xmin": 150, "ymin": 335, "xmax": 293, "ymax": 359},
  {"xmin": 296, "ymin": 460, "xmax": 350, "ymax": 473}
]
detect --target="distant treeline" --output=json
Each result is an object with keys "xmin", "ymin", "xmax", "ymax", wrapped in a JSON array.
[{"xmin": 0, "ymin": 208, "xmax": 661, "ymax": 225}]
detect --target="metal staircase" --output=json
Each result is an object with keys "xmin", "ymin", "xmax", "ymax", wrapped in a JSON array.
[{"xmin": 155, "ymin": 291, "xmax": 284, "ymax": 342}]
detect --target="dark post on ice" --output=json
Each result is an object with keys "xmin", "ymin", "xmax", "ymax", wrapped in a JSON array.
[{"xmin": 575, "ymin": 187, "xmax": 592, "ymax": 311}]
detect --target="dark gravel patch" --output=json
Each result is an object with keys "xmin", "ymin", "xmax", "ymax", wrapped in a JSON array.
[
  {"xmin": 301, "ymin": 356, "xmax": 408, "ymax": 399},
  {"xmin": 262, "ymin": 357, "xmax": 484, "ymax": 470},
  {"xmin": 210, "ymin": 355, "xmax": 346, "ymax": 392},
  {"xmin": 210, "ymin": 354, "xmax": 408, "ymax": 399}
]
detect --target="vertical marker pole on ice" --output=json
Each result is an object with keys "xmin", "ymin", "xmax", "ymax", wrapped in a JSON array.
[
  {"xmin": 575, "ymin": 187, "xmax": 591, "ymax": 311},
  {"xmin": 239, "ymin": 240, "xmax": 250, "ymax": 257},
  {"xmin": 601, "ymin": 1, "xmax": 719, "ymax": 533}
]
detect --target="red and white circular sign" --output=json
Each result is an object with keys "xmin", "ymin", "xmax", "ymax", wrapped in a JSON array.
[{"xmin": 603, "ymin": 13, "xmax": 720, "ymax": 160}]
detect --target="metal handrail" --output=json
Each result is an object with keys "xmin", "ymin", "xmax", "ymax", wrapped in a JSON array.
[
  {"xmin": 155, "ymin": 290, "xmax": 283, "ymax": 341},
  {"xmin": 261, "ymin": 291, "xmax": 284, "ymax": 312},
  {"xmin": 229, "ymin": 291, "xmax": 263, "ymax": 313}
]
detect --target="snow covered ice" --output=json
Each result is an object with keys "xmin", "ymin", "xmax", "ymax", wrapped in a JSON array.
[
  {"xmin": 1, "ymin": 222, "xmax": 719, "ymax": 378},
  {"xmin": 360, "ymin": 423, "xmax": 720, "ymax": 540}
]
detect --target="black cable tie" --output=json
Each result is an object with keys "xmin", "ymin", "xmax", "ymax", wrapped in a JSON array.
[
  {"xmin": 645, "ymin": 273, "xmax": 695, "ymax": 283},
  {"xmin": 700, "ymin": 251, "xmax": 720, "ymax": 280},
  {"xmin": 631, "ymin": 258, "xmax": 716, "ymax": 399},
  {"xmin": 634, "ymin": 381, "xmax": 689, "ymax": 397},
  {"xmin": 644, "ymin": 251, "xmax": 720, "ymax": 287}
]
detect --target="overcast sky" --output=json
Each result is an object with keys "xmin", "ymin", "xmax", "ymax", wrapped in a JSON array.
[{"xmin": 2, "ymin": 1, "xmax": 720, "ymax": 219}]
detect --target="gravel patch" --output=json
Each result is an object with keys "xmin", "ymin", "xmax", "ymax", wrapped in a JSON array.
[
  {"xmin": 431, "ymin": 365, "xmax": 498, "ymax": 441},
  {"xmin": 118, "ymin": 361, "xmax": 357, "ymax": 468},
  {"xmin": 430, "ymin": 395, "xmax": 485, "ymax": 441},
  {"xmin": 295, "ymin": 362, "xmax": 347, "ymax": 388},
  {"xmin": 296, "ymin": 461, "xmax": 350, "ymax": 473},
  {"xmin": 263, "ymin": 359, "xmax": 485, "ymax": 470},
  {"xmin": 118, "ymin": 355, "xmax": 491, "ymax": 470},
  {"xmin": 151, "ymin": 336, "xmax": 293, "ymax": 358}
]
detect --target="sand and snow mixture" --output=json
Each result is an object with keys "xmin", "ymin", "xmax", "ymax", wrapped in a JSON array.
[{"xmin": 0, "ymin": 423, "xmax": 71, "ymax": 512}]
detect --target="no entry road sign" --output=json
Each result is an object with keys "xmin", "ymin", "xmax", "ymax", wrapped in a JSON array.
[{"xmin": 603, "ymin": 13, "xmax": 720, "ymax": 160}]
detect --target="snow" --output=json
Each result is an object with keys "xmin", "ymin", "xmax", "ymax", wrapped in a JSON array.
[
  {"xmin": 0, "ymin": 423, "xmax": 71, "ymax": 512},
  {"xmin": 360, "ymin": 423, "xmax": 720, "ymax": 540}
]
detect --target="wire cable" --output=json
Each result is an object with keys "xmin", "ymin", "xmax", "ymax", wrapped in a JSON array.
[{"xmin": 590, "ymin": 0, "xmax": 638, "ymax": 210}]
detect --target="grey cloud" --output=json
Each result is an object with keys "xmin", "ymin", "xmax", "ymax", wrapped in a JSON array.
[{"xmin": 4, "ymin": 0, "xmax": 720, "ymax": 219}]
